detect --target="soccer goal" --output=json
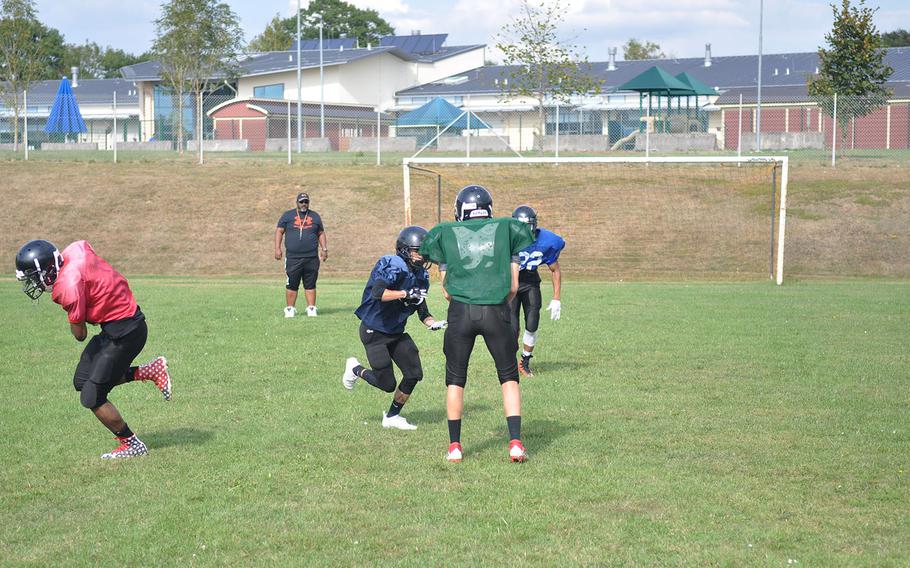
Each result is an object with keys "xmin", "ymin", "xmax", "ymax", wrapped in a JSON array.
[{"xmin": 402, "ymin": 156, "xmax": 789, "ymax": 284}]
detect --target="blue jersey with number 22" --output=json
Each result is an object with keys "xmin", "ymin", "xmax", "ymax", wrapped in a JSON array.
[{"xmin": 518, "ymin": 228, "xmax": 565, "ymax": 272}]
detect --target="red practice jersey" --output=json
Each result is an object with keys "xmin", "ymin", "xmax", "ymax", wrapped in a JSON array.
[{"xmin": 52, "ymin": 241, "xmax": 138, "ymax": 325}]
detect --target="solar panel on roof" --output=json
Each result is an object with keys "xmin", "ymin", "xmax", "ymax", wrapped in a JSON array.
[
  {"xmin": 292, "ymin": 38, "xmax": 356, "ymax": 51},
  {"xmin": 379, "ymin": 34, "xmax": 447, "ymax": 54}
]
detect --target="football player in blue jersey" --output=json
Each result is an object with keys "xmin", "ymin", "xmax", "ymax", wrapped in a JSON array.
[
  {"xmin": 511, "ymin": 205, "xmax": 565, "ymax": 376},
  {"xmin": 342, "ymin": 226, "xmax": 447, "ymax": 430}
]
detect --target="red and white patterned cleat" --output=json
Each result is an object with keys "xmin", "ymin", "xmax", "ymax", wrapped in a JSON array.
[
  {"xmin": 101, "ymin": 435, "xmax": 148, "ymax": 459},
  {"xmin": 137, "ymin": 356, "xmax": 171, "ymax": 401},
  {"xmin": 509, "ymin": 439, "xmax": 528, "ymax": 463}
]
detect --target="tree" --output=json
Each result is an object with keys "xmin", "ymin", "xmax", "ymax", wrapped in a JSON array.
[
  {"xmin": 0, "ymin": 0, "xmax": 65, "ymax": 148},
  {"xmin": 807, "ymin": 0, "xmax": 893, "ymax": 145},
  {"xmin": 880, "ymin": 28, "xmax": 910, "ymax": 48},
  {"xmin": 262, "ymin": 0, "xmax": 394, "ymax": 51},
  {"xmin": 495, "ymin": 0, "xmax": 601, "ymax": 151},
  {"xmin": 622, "ymin": 38, "xmax": 665, "ymax": 60},
  {"xmin": 152, "ymin": 0, "xmax": 244, "ymax": 151},
  {"xmin": 64, "ymin": 42, "xmax": 150, "ymax": 79},
  {"xmin": 250, "ymin": 13, "xmax": 292, "ymax": 52}
]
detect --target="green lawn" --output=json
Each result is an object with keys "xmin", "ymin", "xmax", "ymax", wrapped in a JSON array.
[{"xmin": 1, "ymin": 278, "xmax": 908, "ymax": 566}]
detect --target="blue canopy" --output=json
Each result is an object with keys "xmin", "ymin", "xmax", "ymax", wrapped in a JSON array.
[
  {"xmin": 396, "ymin": 97, "xmax": 490, "ymax": 129},
  {"xmin": 44, "ymin": 78, "xmax": 87, "ymax": 134}
]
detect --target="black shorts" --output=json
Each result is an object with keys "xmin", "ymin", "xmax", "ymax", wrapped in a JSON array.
[
  {"xmin": 73, "ymin": 319, "xmax": 148, "ymax": 409},
  {"xmin": 443, "ymin": 300, "xmax": 518, "ymax": 387},
  {"xmin": 359, "ymin": 323, "xmax": 423, "ymax": 393},
  {"xmin": 511, "ymin": 281, "xmax": 543, "ymax": 336},
  {"xmin": 285, "ymin": 256, "xmax": 320, "ymax": 291}
]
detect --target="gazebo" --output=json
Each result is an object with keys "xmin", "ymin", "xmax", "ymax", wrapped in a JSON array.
[
  {"xmin": 396, "ymin": 97, "xmax": 490, "ymax": 146},
  {"xmin": 615, "ymin": 66, "xmax": 696, "ymax": 133}
]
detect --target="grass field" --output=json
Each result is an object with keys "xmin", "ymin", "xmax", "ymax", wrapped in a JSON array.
[{"xmin": 1, "ymin": 278, "xmax": 908, "ymax": 566}]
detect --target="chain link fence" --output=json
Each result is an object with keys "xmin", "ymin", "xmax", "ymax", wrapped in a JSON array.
[{"xmin": 1, "ymin": 89, "xmax": 906, "ymax": 166}]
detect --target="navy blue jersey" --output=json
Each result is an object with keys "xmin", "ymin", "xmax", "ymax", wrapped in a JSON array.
[
  {"xmin": 355, "ymin": 255, "xmax": 431, "ymax": 334},
  {"xmin": 519, "ymin": 228, "xmax": 565, "ymax": 270}
]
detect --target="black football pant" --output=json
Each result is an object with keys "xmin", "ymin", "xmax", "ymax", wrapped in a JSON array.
[
  {"xmin": 358, "ymin": 323, "xmax": 423, "ymax": 394},
  {"xmin": 510, "ymin": 281, "xmax": 542, "ymax": 338},
  {"xmin": 73, "ymin": 320, "xmax": 148, "ymax": 410},
  {"xmin": 444, "ymin": 300, "xmax": 519, "ymax": 387}
]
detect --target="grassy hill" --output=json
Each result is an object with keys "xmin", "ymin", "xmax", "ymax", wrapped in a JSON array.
[{"xmin": 1, "ymin": 158, "xmax": 907, "ymax": 279}]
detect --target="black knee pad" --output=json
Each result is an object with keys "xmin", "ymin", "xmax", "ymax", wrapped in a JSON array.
[
  {"xmin": 79, "ymin": 382, "xmax": 108, "ymax": 410},
  {"xmin": 398, "ymin": 373, "xmax": 423, "ymax": 395},
  {"xmin": 524, "ymin": 309, "xmax": 541, "ymax": 333},
  {"xmin": 372, "ymin": 366, "xmax": 397, "ymax": 393}
]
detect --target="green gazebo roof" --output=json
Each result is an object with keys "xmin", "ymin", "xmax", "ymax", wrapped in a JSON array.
[
  {"xmin": 674, "ymin": 72, "xmax": 717, "ymax": 96},
  {"xmin": 616, "ymin": 66, "xmax": 694, "ymax": 95}
]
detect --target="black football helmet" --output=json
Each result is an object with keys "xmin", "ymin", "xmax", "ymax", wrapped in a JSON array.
[
  {"xmin": 512, "ymin": 205, "xmax": 538, "ymax": 233},
  {"xmin": 454, "ymin": 185, "xmax": 493, "ymax": 221},
  {"xmin": 396, "ymin": 225, "xmax": 429, "ymax": 270},
  {"xmin": 15, "ymin": 239, "xmax": 63, "ymax": 300}
]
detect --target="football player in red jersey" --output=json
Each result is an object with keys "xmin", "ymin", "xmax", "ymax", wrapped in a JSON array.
[{"xmin": 15, "ymin": 239, "xmax": 172, "ymax": 460}]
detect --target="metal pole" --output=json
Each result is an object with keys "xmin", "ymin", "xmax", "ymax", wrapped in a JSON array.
[
  {"xmin": 319, "ymin": 21, "xmax": 325, "ymax": 139},
  {"xmin": 23, "ymin": 90, "xmax": 28, "ymax": 161},
  {"xmin": 466, "ymin": 95, "xmax": 471, "ymax": 160},
  {"xmin": 646, "ymin": 93, "xmax": 651, "ymax": 159},
  {"xmin": 555, "ymin": 100, "xmax": 560, "ymax": 158},
  {"xmin": 113, "ymin": 91, "xmax": 118, "ymax": 163},
  {"xmin": 376, "ymin": 108, "xmax": 381, "ymax": 166},
  {"xmin": 756, "ymin": 0, "xmax": 764, "ymax": 152},
  {"xmin": 831, "ymin": 92, "xmax": 838, "ymax": 167},
  {"xmin": 287, "ymin": 100, "xmax": 291, "ymax": 164},
  {"xmin": 402, "ymin": 162, "xmax": 412, "ymax": 225},
  {"xmin": 296, "ymin": 0, "xmax": 302, "ymax": 154},
  {"xmin": 769, "ymin": 166, "xmax": 777, "ymax": 279},
  {"xmin": 198, "ymin": 91, "xmax": 204, "ymax": 165},
  {"xmin": 737, "ymin": 93, "xmax": 743, "ymax": 157}
]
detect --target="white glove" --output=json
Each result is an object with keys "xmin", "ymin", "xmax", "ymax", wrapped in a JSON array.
[
  {"xmin": 428, "ymin": 320, "xmax": 448, "ymax": 331},
  {"xmin": 547, "ymin": 299, "xmax": 561, "ymax": 321}
]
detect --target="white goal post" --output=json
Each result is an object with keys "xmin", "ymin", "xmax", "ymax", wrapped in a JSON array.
[{"xmin": 402, "ymin": 156, "xmax": 789, "ymax": 285}]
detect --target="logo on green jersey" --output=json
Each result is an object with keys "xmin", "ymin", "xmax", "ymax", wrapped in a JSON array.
[{"xmin": 452, "ymin": 224, "xmax": 497, "ymax": 269}]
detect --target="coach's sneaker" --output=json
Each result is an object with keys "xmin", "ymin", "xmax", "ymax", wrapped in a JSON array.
[
  {"xmin": 342, "ymin": 357, "xmax": 360, "ymax": 390},
  {"xmin": 101, "ymin": 435, "xmax": 148, "ymax": 459},
  {"xmin": 284, "ymin": 306, "xmax": 297, "ymax": 318},
  {"xmin": 136, "ymin": 356, "xmax": 171, "ymax": 401},
  {"xmin": 382, "ymin": 412, "xmax": 417, "ymax": 430},
  {"xmin": 306, "ymin": 305, "xmax": 318, "ymax": 317},
  {"xmin": 446, "ymin": 442, "xmax": 463, "ymax": 463},
  {"xmin": 518, "ymin": 354, "xmax": 534, "ymax": 377},
  {"xmin": 509, "ymin": 439, "xmax": 528, "ymax": 463}
]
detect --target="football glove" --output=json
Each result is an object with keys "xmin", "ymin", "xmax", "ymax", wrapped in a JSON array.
[
  {"xmin": 402, "ymin": 287, "xmax": 427, "ymax": 306},
  {"xmin": 547, "ymin": 299, "xmax": 561, "ymax": 321},
  {"xmin": 428, "ymin": 320, "xmax": 448, "ymax": 331}
]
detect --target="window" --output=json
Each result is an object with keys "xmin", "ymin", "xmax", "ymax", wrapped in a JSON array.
[{"xmin": 254, "ymin": 84, "xmax": 284, "ymax": 99}]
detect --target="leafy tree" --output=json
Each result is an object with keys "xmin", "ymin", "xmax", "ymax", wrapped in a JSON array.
[
  {"xmin": 152, "ymin": 0, "xmax": 244, "ymax": 151},
  {"xmin": 98, "ymin": 48, "xmax": 150, "ymax": 78},
  {"xmin": 64, "ymin": 42, "xmax": 150, "ymax": 79},
  {"xmin": 807, "ymin": 0, "xmax": 893, "ymax": 143},
  {"xmin": 0, "ymin": 0, "xmax": 65, "ymax": 148},
  {"xmin": 495, "ymin": 0, "xmax": 601, "ymax": 150},
  {"xmin": 622, "ymin": 38, "xmax": 665, "ymax": 60},
  {"xmin": 250, "ymin": 13, "xmax": 292, "ymax": 52},
  {"xmin": 880, "ymin": 28, "xmax": 910, "ymax": 48},
  {"xmin": 266, "ymin": 0, "xmax": 394, "ymax": 50}
]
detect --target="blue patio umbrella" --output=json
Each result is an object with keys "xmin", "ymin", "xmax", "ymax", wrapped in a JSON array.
[
  {"xmin": 44, "ymin": 77, "xmax": 87, "ymax": 135},
  {"xmin": 397, "ymin": 97, "xmax": 491, "ymax": 130}
]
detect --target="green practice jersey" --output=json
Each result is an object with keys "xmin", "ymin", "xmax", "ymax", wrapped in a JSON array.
[{"xmin": 420, "ymin": 217, "xmax": 535, "ymax": 305}]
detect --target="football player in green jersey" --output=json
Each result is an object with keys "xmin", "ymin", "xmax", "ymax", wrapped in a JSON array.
[{"xmin": 420, "ymin": 185, "xmax": 535, "ymax": 463}]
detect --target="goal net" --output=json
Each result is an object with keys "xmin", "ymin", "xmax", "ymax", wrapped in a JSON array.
[{"xmin": 403, "ymin": 157, "xmax": 788, "ymax": 284}]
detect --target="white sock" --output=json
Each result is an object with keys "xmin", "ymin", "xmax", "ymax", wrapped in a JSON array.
[{"xmin": 522, "ymin": 350, "xmax": 533, "ymax": 357}]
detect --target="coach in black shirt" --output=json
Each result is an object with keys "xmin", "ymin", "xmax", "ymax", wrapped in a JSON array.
[{"xmin": 275, "ymin": 192, "xmax": 328, "ymax": 317}]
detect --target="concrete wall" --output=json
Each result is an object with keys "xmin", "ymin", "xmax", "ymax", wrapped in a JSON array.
[
  {"xmin": 264, "ymin": 138, "xmax": 332, "ymax": 152},
  {"xmin": 116, "ymin": 141, "xmax": 172, "ymax": 151},
  {"xmin": 536, "ymin": 134, "xmax": 612, "ymax": 152},
  {"xmin": 347, "ymin": 137, "xmax": 417, "ymax": 152},
  {"xmin": 41, "ymin": 142, "xmax": 99, "ymax": 150},
  {"xmin": 739, "ymin": 131, "xmax": 824, "ymax": 151},
  {"xmin": 186, "ymin": 139, "xmax": 249, "ymax": 152},
  {"xmin": 634, "ymin": 133, "xmax": 718, "ymax": 151},
  {"xmin": 438, "ymin": 135, "xmax": 514, "ymax": 152}
]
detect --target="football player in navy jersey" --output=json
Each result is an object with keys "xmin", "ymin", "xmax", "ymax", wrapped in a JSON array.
[
  {"xmin": 511, "ymin": 205, "xmax": 565, "ymax": 377},
  {"xmin": 342, "ymin": 226, "xmax": 447, "ymax": 430}
]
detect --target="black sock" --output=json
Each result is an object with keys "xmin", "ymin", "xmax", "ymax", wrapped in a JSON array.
[
  {"xmin": 448, "ymin": 419, "xmax": 462, "ymax": 444},
  {"xmin": 387, "ymin": 399, "xmax": 405, "ymax": 418},
  {"xmin": 506, "ymin": 415, "xmax": 521, "ymax": 441},
  {"xmin": 356, "ymin": 367, "xmax": 385, "ymax": 390},
  {"xmin": 128, "ymin": 366, "xmax": 139, "ymax": 381},
  {"xmin": 114, "ymin": 425, "xmax": 133, "ymax": 439}
]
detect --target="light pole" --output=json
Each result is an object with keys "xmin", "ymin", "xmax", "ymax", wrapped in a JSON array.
[
  {"xmin": 318, "ymin": 17, "xmax": 324, "ymax": 139},
  {"xmin": 756, "ymin": 0, "xmax": 763, "ymax": 152},
  {"xmin": 296, "ymin": 0, "xmax": 302, "ymax": 153}
]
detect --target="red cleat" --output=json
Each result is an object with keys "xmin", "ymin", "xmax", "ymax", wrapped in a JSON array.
[
  {"xmin": 509, "ymin": 439, "xmax": 528, "ymax": 463},
  {"xmin": 518, "ymin": 354, "xmax": 534, "ymax": 377},
  {"xmin": 137, "ymin": 356, "xmax": 171, "ymax": 401},
  {"xmin": 101, "ymin": 435, "xmax": 148, "ymax": 459},
  {"xmin": 446, "ymin": 442, "xmax": 463, "ymax": 462}
]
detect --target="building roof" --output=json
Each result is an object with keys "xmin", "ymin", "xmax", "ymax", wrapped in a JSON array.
[
  {"xmin": 17, "ymin": 79, "xmax": 139, "ymax": 105},
  {"xmin": 396, "ymin": 47, "xmax": 910, "ymax": 98},
  {"xmin": 121, "ymin": 42, "xmax": 484, "ymax": 82},
  {"xmin": 716, "ymin": 81, "xmax": 910, "ymax": 105},
  {"xmin": 380, "ymin": 33, "xmax": 448, "ymax": 54},
  {"xmin": 208, "ymin": 97, "xmax": 391, "ymax": 120}
]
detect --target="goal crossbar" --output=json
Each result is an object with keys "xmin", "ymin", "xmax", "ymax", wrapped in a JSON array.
[{"xmin": 402, "ymin": 156, "xmax": 789, "ymax": 285}]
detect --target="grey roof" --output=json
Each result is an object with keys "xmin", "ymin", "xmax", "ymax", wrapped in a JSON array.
[
  {"xmin": 292, "ymin": 38, "xmax": 356, "ymax": 51},
  {"xmin": 396, "ymin": 47, "xmax": 910, "ymax": 98},
  {"xmin": 225, "ymin": 98, "xmax": 392, "ymax": 120},
  {"xmin": 715, "ymin": 82, "xmax": 910, "ymax": 105},
  {"xmin": 121, "ymin": 43, "xmax": 484, "ymax": 82},
  {"xmin": 380, "ymin": 34, "xmax": 448, "ymax": 54},
  {"xmin": 17, "ymin": 79, "xmax": 138, "ymax": 104}
]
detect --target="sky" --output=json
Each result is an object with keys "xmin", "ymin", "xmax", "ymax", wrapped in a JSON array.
[{"xmin": 34, "ymin": 0, "xmax": 910, "ymax": 62}]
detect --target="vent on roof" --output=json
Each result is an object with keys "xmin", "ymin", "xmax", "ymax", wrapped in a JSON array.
[
  {"xmin": 704, "ymin": 44, "xmax": 712, "ymax": 67},
  {"xmin": 773, "ymin": 68, "xmax": 778, "ymax": 76},
  {"xmin": 608, "ymin": 47, "xmax": 617, "ymax": 71},
  {"xmin": 785, "ymin": 68, "xmax": 790, "ymax": 75}
]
